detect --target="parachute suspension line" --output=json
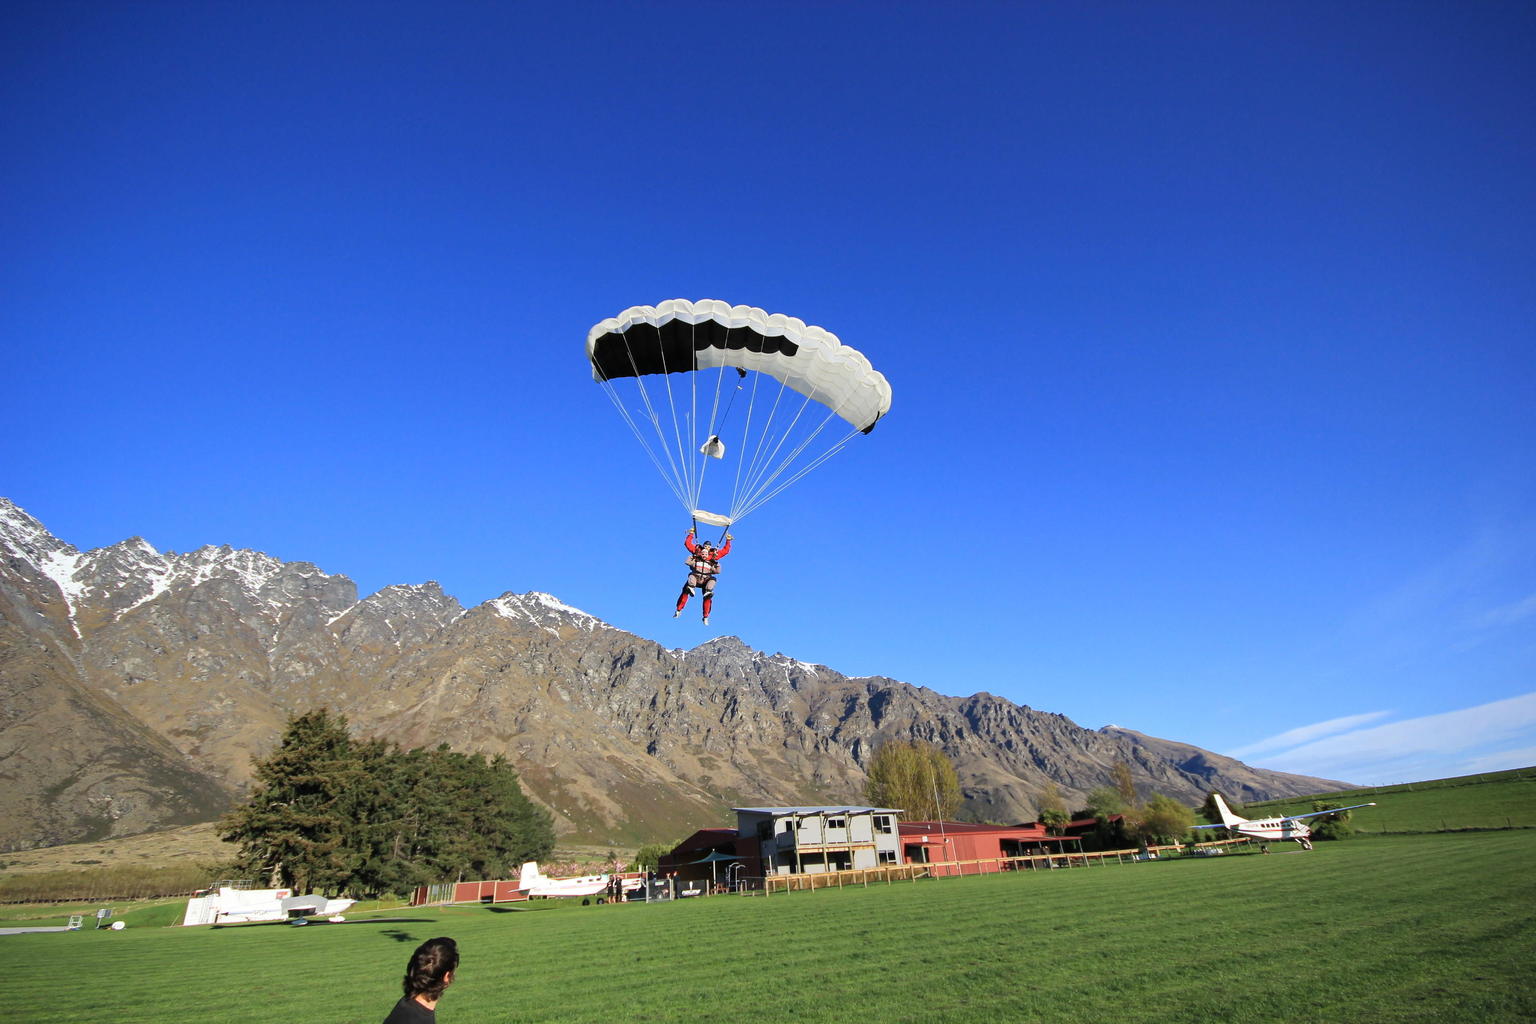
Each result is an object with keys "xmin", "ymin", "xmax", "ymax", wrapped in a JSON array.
[
  {"xmin": 732, "ymin": 386, "xmax": 822, "ymax": 517},
  {"xmin": 657, "ymin": 318, "xmax": 697, "ymax": 514},
  {"xmin": 739, "ymin": 373, "xmax": 797, "ymax": 501},
  {"xmin": 731, "ymin": 394, "xmax": 839, "ymax": 521},
  {"xmin": 716, "ymin": 365, "xmax": 747, "ymax": 428},
  {"xmin": 684, "ymin": 319, "xmax": 700, "ymax": 509},
  {"xmin": 597, "ymin": 378, "xmax": 691, "ymax": 511},
  {"xmin": 731, "ymin": 370, "xmax": 798, "ymax": 521},
  {"xmin": 692, "ymin": 333, "xmax": 734, "ymax": 509},
  {"xmin": 734, "ymin": 422, "xmax": 863, "ymax": 521},
  {"xmin": 611, "ymin": 329, "xmax": 691, "ymax": 515},
  {"xmin": 729, "ymin": 364, "xmax": 768, "ymax": 512},
  {"xmin": 730, "ymin": 379, "xmax": 872, "ymax": 523},
  {"xmin": 635, "ymin": 332, "xmax": 694, "ymax": 514}
]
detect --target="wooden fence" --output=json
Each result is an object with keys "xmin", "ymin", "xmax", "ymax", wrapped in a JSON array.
[{"xmin": 752, "ymin": 839, "xmax": 1250, "ymax": 895}]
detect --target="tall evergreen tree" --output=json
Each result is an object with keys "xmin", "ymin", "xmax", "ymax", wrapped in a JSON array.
[
  {"xmin": 219, "ymin": 708, "xmax": 555, "ymax": 896},
  {"xmin": 217, "ymin": 708, "xmax": 358, "ymax": 893}
]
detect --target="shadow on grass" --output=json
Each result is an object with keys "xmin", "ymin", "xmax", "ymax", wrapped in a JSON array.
[{"xmin": 210, "ymin": 916, "xmax": 440, "ymax": 930}]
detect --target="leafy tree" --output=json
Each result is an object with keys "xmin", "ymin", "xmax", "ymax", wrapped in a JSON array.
[
  {"xmin": 1036, "ymin": 780, "xmax": 1066, "ymax": 815},
  {"xmin": 1085, "ymin": 786, "xmax": 1126, "ymax": 822},
  {"xmin": 1079, "ymin": 786, "xmax": 1130, "ymax": 850},
  {"xmin": 1036, "ymin": 780, "xmax": 1069, "ymax": 834},
  {"xmin": 1308, "ymin": 802, "xmax": 1359, "ymax": 841},
  {"xmin": 1039, "ymin": 807, "xmax": 1071, "ymax": 835},
  {"xmin": 1130, "ymin": 793, "xmax": 1195, "ymax": 846},
  {"xmin": 218, "ymin": 708, "xmax": 358, "ymax": 892},
  {"xmin": 1110, "ymin": 761, "xmax": 1139, "ymax": 808},
  {"xmin": 219, "ymin": 708, "xmax": 554, "ymax": 897},
  {"xmin": 630, "ymin": 843, "xmax": 672, "ymax": 871},
  {"xmin": 864, "ymin": 740, "xmax": 961, "ymax": 820}
]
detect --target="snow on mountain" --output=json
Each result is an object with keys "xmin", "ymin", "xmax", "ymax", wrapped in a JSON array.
[
  {"xmin": 0, "ymin": 500, "xmax": 351, "ymax": 633},
  {"xmin": 489, "ymin": 590, "xmax": 605, "ymax": 634}
]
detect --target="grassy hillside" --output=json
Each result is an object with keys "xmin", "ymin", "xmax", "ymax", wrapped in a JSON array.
[
  {"xmin": 5, "ymin": 831, "xmax": 1533, "ymax": 1023},
  {"xmin": 1235, "ymin": 767, "xmax": 1536, "ymax": 833}
]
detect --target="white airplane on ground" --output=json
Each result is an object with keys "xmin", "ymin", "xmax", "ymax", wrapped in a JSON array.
[
  {"xmin": 1192, "ymin": 793, "xmax": 1377, "ymax": 850},
  {"xmin": 182, "ymin": 886, "xmax": 356, "ymax": 926},
  {"xmin": 518, "ymin": 862, "xmax": 610, "ymax": 898}
]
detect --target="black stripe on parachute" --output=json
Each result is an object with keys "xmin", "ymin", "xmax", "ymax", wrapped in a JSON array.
[{"xmin": 589, "ymin": 319, "xmax": 800, "ymax": 381}]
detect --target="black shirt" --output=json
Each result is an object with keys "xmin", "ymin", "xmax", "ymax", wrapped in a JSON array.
[{"xmin": 382, "ymin": 995, "xmax": 436, "ymax": 1024}]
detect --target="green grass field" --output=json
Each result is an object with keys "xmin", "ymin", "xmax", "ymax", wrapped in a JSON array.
[
  {"xmin": 1239, "ymin": 768, "xmax": 1536, "ymax": 833},
  {"xmin": 6, "ymin": 831, "xmax": 1533, "ymax": 1023}
]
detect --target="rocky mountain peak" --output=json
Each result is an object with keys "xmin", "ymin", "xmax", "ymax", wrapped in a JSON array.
[
  {"xmin": 0, "ymin": 499, "xmax": 81, "ymax": 596},
  {"xmin": 487, "ymin": 590, "xmax": 609, "ymax": 634},
  {"xmin": 0, "ymin": 497, "xmax": 1355, "ymax": 851}
]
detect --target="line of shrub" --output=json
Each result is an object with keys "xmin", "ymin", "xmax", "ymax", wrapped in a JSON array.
[{"xmin": 0, "ymin": 863, "xmax": 215, "ymax": 904}]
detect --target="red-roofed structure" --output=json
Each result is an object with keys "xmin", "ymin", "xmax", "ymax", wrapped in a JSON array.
[{"xmin": 899, "ymin": 821, "xmax": 1082, "ymax": 876}]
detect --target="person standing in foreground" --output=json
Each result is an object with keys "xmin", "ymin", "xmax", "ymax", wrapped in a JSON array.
[
  {"xmin": 674, "ymin": 527, "xmax": 732, "ymax": 625},
  {"xmin": 383, "ymin": 937, "xmax": 459, "ymax": 1023}
]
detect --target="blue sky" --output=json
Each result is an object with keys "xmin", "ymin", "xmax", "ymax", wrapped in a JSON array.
[{"xmin": 4, "ymin": 2, "xmax": 1532, "ymax": 788}]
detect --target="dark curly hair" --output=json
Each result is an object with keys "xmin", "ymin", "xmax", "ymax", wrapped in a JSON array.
[{"xmin": 403, "ymin": 937, "xmax": 459, "ymax": 1000}]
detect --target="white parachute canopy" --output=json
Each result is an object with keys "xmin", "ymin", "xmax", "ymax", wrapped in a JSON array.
[{"xmin": 588, "ymin": 299, "xmax": 891, "ymax": 526}]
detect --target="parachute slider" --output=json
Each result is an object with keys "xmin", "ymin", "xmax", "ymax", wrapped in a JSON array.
[
  {"xmin": 699, "ymin": 435, "xmax": 726, "ymax": 459},
  {"xmin": 691, "ymin": 509, "xmax": 733, "ymax": 528}
]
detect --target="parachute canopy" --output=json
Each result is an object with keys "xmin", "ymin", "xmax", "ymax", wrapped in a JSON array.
[{"xmin": 587, "ymin": 299, "xmax": 891, "ymax": 527}]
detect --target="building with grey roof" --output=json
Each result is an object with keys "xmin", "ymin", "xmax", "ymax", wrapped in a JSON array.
[{"xmin": 734, "ymin": 805, "xmax": 903, "ymax": 875}]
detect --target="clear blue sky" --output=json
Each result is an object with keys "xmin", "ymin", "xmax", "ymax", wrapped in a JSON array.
[{"xmin": 5, "ymin": 2, "xmax": 1533, "ymax": 787}]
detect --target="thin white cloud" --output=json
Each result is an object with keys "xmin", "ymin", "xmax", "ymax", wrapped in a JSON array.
[
  {"xmin": 1243, "ymin": 692, "xmax": 1536, "ymax": 785},
  {"xmin": 1337, "ymin": 522, "xmax": 1536, "ymax": 661},
  {"xmin": 1476, "ymin": 592, "xmax": 1536, "ymax": 630},
  {"xmin": 1227, "ymin": 710, "xmax": 1394, "ymax": 759},
  {"xmin": 1462, "ymin": 746, "xmax": 1536, "ymax": 774}
]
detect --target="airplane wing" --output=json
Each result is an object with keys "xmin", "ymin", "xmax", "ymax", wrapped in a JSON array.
[
  {"xmin": 1280, "ymin": 802, "xmax": 1377, "ymax": 822},
  {"xmin": 1189, "ymin": 823, "xmax": 1226, "ymax": 829}
]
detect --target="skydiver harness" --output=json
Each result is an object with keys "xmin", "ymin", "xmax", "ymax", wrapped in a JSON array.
[{"xmin": 686, "ymin": 551, "xmax": 722, "ymax": 577}]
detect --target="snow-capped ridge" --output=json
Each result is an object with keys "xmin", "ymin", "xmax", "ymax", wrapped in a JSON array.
[
  {"xmin": 487, "ymin": 590, "xmax": 603, "ymax": 635},
  {"xmin": 0, "ymin": 498, "xmax": 80, "ymax": 569}
]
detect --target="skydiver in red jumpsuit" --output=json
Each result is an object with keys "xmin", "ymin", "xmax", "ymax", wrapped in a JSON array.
[{"xmin": 674, "ymin": 527, "xmax": 732, "ymax": 625}]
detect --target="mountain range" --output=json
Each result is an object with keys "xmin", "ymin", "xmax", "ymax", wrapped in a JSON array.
[{"xmin": 0, "ymin": 497, "xmax": 1348, "ymax": 853}]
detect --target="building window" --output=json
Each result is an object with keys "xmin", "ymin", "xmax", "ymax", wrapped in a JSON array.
[
  {"xmin": 874, "ymin": 815, "xmax": 894, "ymax": 834},
  {"xmin": 878, "ymin": 850, "xmax": 897, "ymax": 865},
  {"xmin": 826, "ymin": 816, "xmax": 847, "ymax": 830}
]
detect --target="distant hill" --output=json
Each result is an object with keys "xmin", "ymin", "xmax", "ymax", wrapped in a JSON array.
[
  {"xmin": 1223, "ymin": 768, "xmax": 1536, "ymax": 833},
  {"xmin": 0, "ymin": 497, "xmax": 1350, "ymax": 851}
]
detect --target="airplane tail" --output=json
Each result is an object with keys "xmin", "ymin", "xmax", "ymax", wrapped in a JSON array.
[
  {"xmin": 519, "ymin": 862, "xmax": 545, "ymax": 889},
  {"xmin": 1212, "ymin": 793, "xmax": 1245, "ymax": 829}
]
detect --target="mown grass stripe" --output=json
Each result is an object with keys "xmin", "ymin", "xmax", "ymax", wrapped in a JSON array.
[{"xmin": 4, "ymin": 833, "xmax": 1532, "ymax": 1023}]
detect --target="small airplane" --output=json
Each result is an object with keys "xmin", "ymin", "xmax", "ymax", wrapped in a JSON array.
[
  {"xmin": 182, "ymin": 885, "xmax": 356, "ymax": 926},
  {"xmin": 1192, "ymin": 793, "xmax": 1377, "ymax": 850},
  {"xmin": 518, "ymin": 862, "xmax": 610, "ymax": 898}
]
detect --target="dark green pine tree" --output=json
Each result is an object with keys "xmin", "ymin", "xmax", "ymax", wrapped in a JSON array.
[
  {"xmin": 340, "ymin": 737, "xmax": 430, "ymax": 897},
  {"xmin": 219, "ymin": 709, "xmax": 558, "ymax": 896},
  {"xmin": 472, "ymin": 753, "xmax": 555, "ymax": 874},
  {"xmin": 217, "ymin": 708, "xmax": 360, "ymax": 894}
]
